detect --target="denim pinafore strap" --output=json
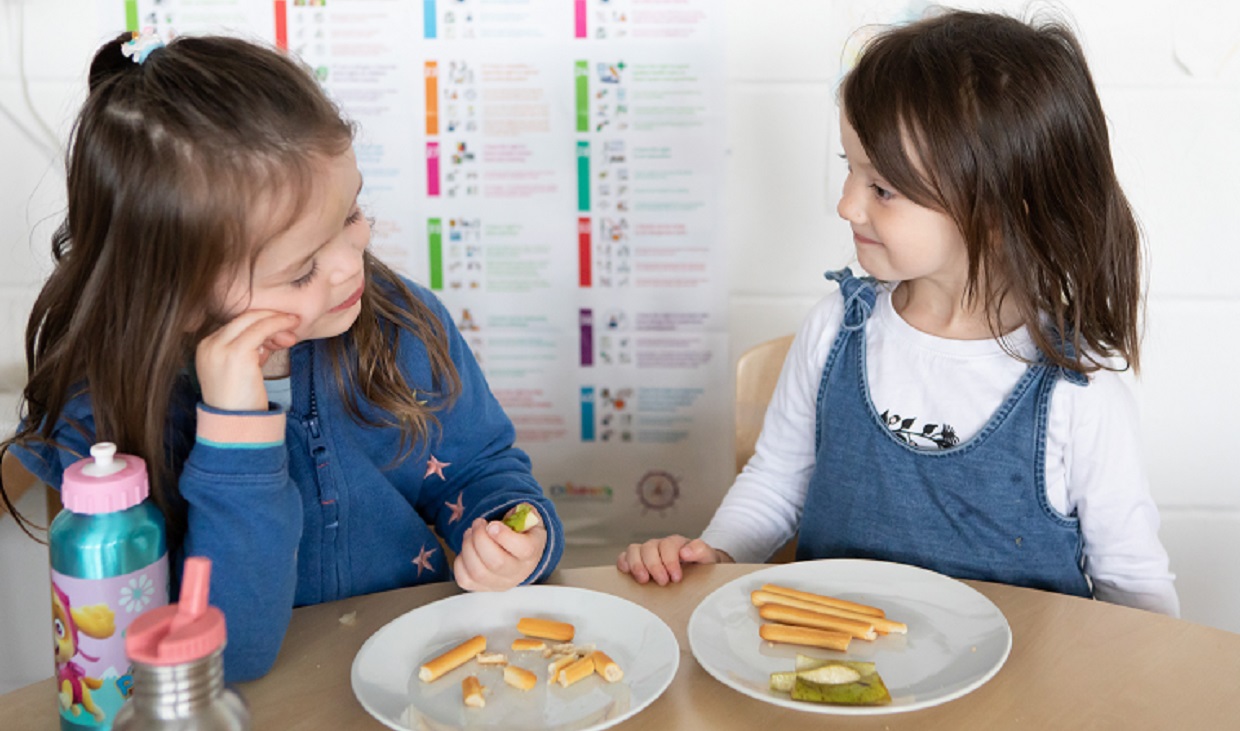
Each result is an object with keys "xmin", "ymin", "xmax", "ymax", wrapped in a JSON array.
[{"xmin": 798, "ymin": 268, "xmax": 1092, "ymax": 597}]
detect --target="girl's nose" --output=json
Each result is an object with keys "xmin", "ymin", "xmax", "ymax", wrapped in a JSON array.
[
  {"xmin": 838, "ymin": 184, "xmax": 868, "ymax": 225},
  {"xmin": 328, "ymin": 243, "xmax": 366, "ymax": 285},
  {"xmin": 328, "ymin": 222, "xmax": 371, "ymax": 285},
  {"xmin": 837, "ymin": 178, "xmax": 866, "ymax": 224}
]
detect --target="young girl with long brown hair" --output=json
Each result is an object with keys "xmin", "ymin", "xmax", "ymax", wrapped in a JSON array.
[
  {"xmin": 1, "ymin": 32, "xmax": 563, "ymax": 680},
  {"xmin": 618, "ymin": 9, "xmax": 1178, "ymax": 615}
]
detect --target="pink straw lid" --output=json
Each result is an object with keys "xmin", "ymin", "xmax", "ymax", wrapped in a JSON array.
[
  {"xmin": 126, "ymin": 557, "xmax": 227, "ymax": 665},
  {"xmin": 61, "ymin": 442, "xmax": 149, "ymax": 514}
]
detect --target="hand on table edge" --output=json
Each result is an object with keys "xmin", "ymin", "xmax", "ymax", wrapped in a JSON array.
[{"xmin": 616, "ymin": 535, "xmax": 734, "ymax": 585}]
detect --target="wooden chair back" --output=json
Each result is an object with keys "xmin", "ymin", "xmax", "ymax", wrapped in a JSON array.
[
  {"xmin": 734, "ymin": 334, "xmax": 798, "ymax": 564},
  {"xmin": 734, "ymin": 334, "xmax": 794, "ymax": 474}
]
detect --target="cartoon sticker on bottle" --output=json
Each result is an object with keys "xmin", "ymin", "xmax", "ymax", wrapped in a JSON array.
[{"xmin": 51, "ymin": 559, "xmax": 169, "ymax": 727}]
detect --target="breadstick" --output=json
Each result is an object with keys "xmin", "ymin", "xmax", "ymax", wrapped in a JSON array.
[
  {"xmin": 419, "ymin": 635, "xmax": 487, "ymax": 682},
  {"xmin": 462, "ymin": 676, "xmax": 485, "ymax": 708},
  {"xmin": 511, "ymin": 638, "xmax": 547, "ymax": 652},
  {"xmin": 476, "ymin": 652, "xmax": 508, "ymax": 666},
  {"xmin": 503, "ymin": 665, "xmax": 537, "ymax": 691},
  {"xmin": 751, "ymin": 590, "xmax": 908, "ymax": 634},
  {"xmin": 761, "ymin": 583, "xmax": 885, "ymax": 618},
  {"xmin": 556, "ymin": 655, "xmax": 596, "ymax": 687},
  {"xmin": 759, "ymin": 622, "xmax": 852, "ymax": 652},
  {"xmin": 758, "ymin": 604, "xmax": 877, "ymax": 640},
  {"xmin": 549, "ymin": 642, "xmax": 592, "ymax": 655},
  {"xmin": 548, "ymin": 654, "xmax": 576, "ymax": 680},
  {"xmin": 517, "ymin": 617, "xmax": 575, "ymax": 642},
  {"xmin": 590, "ymin": 650, "xmax": 624, "ymax": 683}
]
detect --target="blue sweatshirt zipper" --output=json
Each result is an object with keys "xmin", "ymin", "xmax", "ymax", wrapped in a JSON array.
[{"xmin": 301, "ymin": 346, "xmax": 341, "ymax": 599}]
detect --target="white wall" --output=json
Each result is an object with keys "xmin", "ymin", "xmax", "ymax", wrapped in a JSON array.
[{"xmin": 3, "ymin": 0, "xmax": 1238, "ymax": 694}]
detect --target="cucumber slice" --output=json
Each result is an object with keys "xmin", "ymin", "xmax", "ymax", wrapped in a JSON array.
[
  {"xmin": 790, "ymin": 674, "xmax": 892, "ymax": 705},
  {"xmin": 794, "ymin": 656, "xmax": 877, "ymax": 677},
  {"xmin": 797, "ymin": 663, "xmax": 861, "ymax": 685},
  {"xmin": 769, "ymin": 671, "xmax": 798, "ymax": 692},
  {"xmin": 502, "ymin": 504, "xmax": 540, "ymax": 532}
]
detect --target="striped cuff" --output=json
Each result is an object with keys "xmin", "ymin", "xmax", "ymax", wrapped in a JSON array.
[{"xmin": 196, "ymin": 404, "xmax": 286, "ymax": 449}]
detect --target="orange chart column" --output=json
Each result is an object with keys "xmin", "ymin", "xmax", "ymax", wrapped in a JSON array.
[{"xmin": 424, "ymin": 61, "xmax": 439, "ymax": 135}]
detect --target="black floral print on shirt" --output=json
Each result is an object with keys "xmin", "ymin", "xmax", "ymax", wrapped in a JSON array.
[{"xmin": 880, "ymin": 410, "xmax": 960, "ymax": 449}]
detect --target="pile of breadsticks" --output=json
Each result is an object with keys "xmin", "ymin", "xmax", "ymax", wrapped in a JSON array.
[
  {"xmin": 753, "ymin": 583, "xmax": 907, "ymax": 652},
  {"xmin": 418, "ymin": 616, "xmax": 624, "ymax": 708}
]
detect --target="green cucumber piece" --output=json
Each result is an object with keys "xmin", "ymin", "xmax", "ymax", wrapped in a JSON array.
[
  {"xmin": 502, "ymin": 504, "xmax": 538, "ymax": 532},
  {"xmin": 790, "ymin": 674, "xmax": 892, "ymax": 705}
]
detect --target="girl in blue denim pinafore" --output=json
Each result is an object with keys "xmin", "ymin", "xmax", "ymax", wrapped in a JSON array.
[{"xmin": 797, "ymin": 269, "xmax": 1092, "ymax": 598}]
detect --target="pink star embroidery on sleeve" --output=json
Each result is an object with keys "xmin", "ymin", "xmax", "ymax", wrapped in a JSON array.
[
  {"xmin": 425, "ymin": 455, "xmax": 451, "ymax": 480},
  {"xmin": 446, "ymin": 492, "xmax": 466, "ymax": 523},
  {"xmin": 412, "ymin": 544, "xmax": 438, "ymax": 577}
]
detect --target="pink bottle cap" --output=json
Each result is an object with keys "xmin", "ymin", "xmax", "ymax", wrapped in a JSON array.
[
  {"xmin": 126, "ymin": 557, "xmax": 227, "ymax": 665},
  {"xmin": 61, "ymin": 442, "xmax": 149, "ymax": 514}
]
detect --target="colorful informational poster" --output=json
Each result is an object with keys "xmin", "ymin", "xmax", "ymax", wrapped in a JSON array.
[{"xmin": 98, "ymin": 0, "xmax": 729, "ymax": 553}]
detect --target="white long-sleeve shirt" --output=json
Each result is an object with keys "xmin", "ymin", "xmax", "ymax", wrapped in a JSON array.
[{"xmin": 702, "ymin": 284, "xmax": 1180, "ymax": 616}]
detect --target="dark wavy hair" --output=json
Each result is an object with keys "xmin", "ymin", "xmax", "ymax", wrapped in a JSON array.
[
  {"xmin": 1, "ymin": 34, "xmax": 460, "ymax": 543},
  {"xmin": 841, "ymin": 9, "xmax": 1143, "ymax": 375}
]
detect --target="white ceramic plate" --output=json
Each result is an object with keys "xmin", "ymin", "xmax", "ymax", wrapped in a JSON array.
[
  {"xmin": 351, "ymin": 585, "xmax": 679, "ymax": 731},
  {"xmin": 688, "ymin": 559, "xmax": 1011, "ymax": 714}
]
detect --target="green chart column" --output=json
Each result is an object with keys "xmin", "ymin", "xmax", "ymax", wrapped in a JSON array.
[
  {"xmin": 427, "ymin": 218, "xmax": 443, "ymax": 291},
  {"xmin": 575, "ymin": 61, "xmax": 589, "ymax": 132}
]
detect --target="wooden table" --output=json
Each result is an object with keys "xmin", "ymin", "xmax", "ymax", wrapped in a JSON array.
[{"xmin": 5, "ymin": 563, "xmax": 1239, "ymax": 729}]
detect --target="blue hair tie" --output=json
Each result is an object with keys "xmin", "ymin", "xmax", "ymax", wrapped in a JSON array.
[{"xmin": 121, "ymin": 30, "xmax": 164, "ymax": 65}]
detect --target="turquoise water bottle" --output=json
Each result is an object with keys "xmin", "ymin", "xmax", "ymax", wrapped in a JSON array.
[{"xmin": 49, "ymin": 442, "xmax": 170, "ymax": 730}]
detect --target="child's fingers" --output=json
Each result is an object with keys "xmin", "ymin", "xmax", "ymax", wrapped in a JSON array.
[
  {"xmin": 467, "ymin": 520, "xmax": 512, "ymax": 572},
  {"xmin": 617, "ymin": 544, "xmax": 649, "ymax": 582},
  {"xmin": 485, "ymin": 519, "xmax": 545, "ymax": 561},
  {"xmin": 230, "ymin": 314, "xmax": 300, "ymax": 356},
  {"xmin": 454, "ymin": 525, "xmax": 534, "ymax": 593},
  {"xmin": 659, "ymin": 537, "xmax": 692, "ymax": 583},
  {"xmin": 257, "ymin": 330, "xmax": 300, "ymax": 367},
  {"xmin": 453, "ymin": 546, "xmax": 483, "ymax": 590},
  {"xmin": 195, "ymin": 311, "xmax": 300, "ymax": 412},
  {"xmin": 198, "ymin": 312, "xmax": 299, "ymax": 368},
  {"xmin": 204, "ymin": 310, "xmax": 299, "ymax": 350},
  {"xmin": 454, "ymin": 522, "xmax": 495, "ymax": 590},
  {"xmin": 637, "ymin": 545, "xmax": 674, "ymax": 585},
  {"xmin": 639, "ymin": 536, "xmax": 688, "ymax": 586},
  {"xmin": 618, "ymin": 536, "xmax": 689, "ymax": 585},
  {"xmin": 452, "ymin": 549, "xmax": 485, "ymax": 592},
  {"xmin": 261, "ymin": 330, "xmax": 300, "ymax": 353},
  {"xmin": 616, "ymin": 549, "xmax": 633, "ymax": 575}
]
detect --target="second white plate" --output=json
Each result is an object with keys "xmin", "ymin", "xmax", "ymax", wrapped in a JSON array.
[
  {"xmin": 687, "ymin": 559, "xmax": 1011, "ymax": 714},
  {"xmin": 352, "ymin": 585, "xmax": 679, "ymax": 731}
]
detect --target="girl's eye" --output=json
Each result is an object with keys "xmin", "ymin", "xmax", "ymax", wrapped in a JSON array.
[
  {"xmin": 291, "ymin": 260, "xmax": 318, "ymax": 289},
  {"xmin": 345, "ymin": 207, "xmax": 364, "ymax": 226},
  {"xmin": 870, "ymin": 183, "xmax": 894, "ymax": 201}
]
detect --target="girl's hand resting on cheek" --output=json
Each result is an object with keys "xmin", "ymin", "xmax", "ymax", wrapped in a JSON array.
[
  {"xmin": 196, "ymin": 311, "xmax": 300, "ymax": 412},
  {"xmin": 454, "ymin": 513, "xmax": 547, "ymax": 592},
  {"xmin": 617, "ymin": 535, "xmax": 733, "ymax": 586}
]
